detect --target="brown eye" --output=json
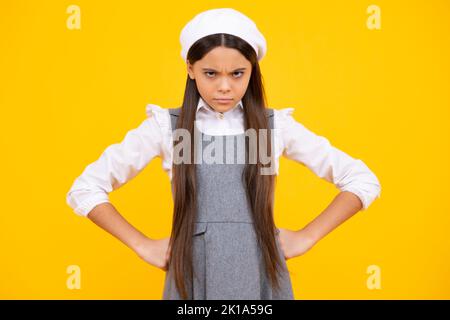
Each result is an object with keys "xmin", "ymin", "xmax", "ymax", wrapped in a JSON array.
[{"xmin": 233, "ymin": 71, "xmax": 244, "ymax": 78}]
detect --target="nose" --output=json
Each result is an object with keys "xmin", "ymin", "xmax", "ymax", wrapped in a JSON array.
[{"xmin": 218, "ymin": 77, "xmax": 232, "ymax": 93}]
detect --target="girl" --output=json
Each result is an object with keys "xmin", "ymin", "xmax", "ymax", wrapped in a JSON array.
[{"xmin": 66, "ymin": 8, "xmax": 381, "ymax": 300}]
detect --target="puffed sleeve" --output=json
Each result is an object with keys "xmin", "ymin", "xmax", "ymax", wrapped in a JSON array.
[
  {"xmin": 275, "ymin": 108, "xmax": 381, "ymax": 211},
  {"xmin": 66, "ymin": 104, "xmax": 165, "ymax": 217}
]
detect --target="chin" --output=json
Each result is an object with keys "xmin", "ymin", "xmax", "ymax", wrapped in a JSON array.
[
  {"xmin": 211, "ymin": 102, "xmax": 234, "ymax": 112},
  {"xmin": 213, "ymin": 105, "xmax": 229, "ymax": 112}
]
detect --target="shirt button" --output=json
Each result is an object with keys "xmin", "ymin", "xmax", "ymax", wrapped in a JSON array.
[{"xmin": 217, "ymin": 113, "xmax": 224, "ymax": 119}]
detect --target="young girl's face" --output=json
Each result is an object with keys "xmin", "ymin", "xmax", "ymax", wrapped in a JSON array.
[{"xmin": 187, "ymin": 46, "xmax": 252, "ymax": 113}]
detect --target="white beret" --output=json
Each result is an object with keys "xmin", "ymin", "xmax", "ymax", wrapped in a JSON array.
[{"xmin": 179, "ymin": 8, "xmax": 267, "ymax": 62}]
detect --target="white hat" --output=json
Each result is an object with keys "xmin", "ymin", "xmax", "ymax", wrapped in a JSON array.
[{"xmin": 179, "ymin": 8, "xmax": 267, "ymax": 62}]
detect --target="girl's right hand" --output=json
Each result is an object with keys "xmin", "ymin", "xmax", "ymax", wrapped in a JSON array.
[{"xmin": 134, "ymin": 236, "xmax": 172, "ymax": 272}]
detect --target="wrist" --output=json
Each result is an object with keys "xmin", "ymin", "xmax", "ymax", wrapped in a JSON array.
[
  {"xmin": 297, "ymin": 227, "xmax": 319, "ymax": 247},
  {"xmin": 130, "ymin": 234, "xmax": 153, "ymax": 254}
]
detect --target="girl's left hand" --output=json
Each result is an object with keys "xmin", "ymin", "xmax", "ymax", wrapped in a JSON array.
[{"xmin": 276, "ymin": 228, "xmax": 317, "ymax": 260}]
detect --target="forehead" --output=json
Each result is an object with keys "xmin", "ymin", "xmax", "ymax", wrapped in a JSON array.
[{"xmin": 196, "ymin": 46, "xmax": 250, "ymax": 69}]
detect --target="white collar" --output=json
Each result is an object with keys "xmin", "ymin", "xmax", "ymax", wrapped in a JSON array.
[{"xmin": 196, "ymin": 96, "xmax": 244, "ymax": 114}]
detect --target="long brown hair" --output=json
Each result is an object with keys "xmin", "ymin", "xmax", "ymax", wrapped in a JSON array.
[{"xmin": 168, "ymin": 33, "xmax": 284, "ymax": 299}]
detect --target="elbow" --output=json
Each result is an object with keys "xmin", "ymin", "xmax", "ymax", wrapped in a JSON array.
[
  {"xmin": 360, "ymin": 175, "xmax": 382, "ymax": 211},
  {"xmin": 339, "ymin": 168, "xmax": 382, "ymax": 211},
  {"xmin": 66, "ymin": 190, "xmax": 86, "ymax": 217},
  {"xmin": 66, "ymin": 189, "xmax": 110, "ymax": 218},
  {"xmin": 363, "ymin": 179, "xmax": 381, "ymax": 211}
]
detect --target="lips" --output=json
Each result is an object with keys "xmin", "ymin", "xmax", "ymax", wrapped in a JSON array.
[{"xmin": 214, "ymin": 98, "xmax": 233, "ymax": 104}]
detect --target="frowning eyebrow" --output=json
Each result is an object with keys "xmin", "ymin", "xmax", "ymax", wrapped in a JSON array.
[{"xmin": 201, "ymin": 68, "xmax": 247, "ymax": 72}]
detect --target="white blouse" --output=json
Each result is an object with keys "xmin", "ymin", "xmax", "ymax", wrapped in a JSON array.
[{"xmin": 66, "ymin": 97, "xmax": 381, "ymax": 217}]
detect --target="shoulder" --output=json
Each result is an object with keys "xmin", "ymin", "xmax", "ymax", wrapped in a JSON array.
[
  {"xmin": 144, "ymin": 103, "xmax": 171, "ymax": 132},
  {"xmin": 271, "ymin": 107, "xmax": 296, "ymax": 128}
]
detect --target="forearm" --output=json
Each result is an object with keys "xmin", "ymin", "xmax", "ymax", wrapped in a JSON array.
[
  {"xmin": 300, "ymin": 191, "xmax": 363, "ymax": 244},
  {"xmin": 87, "ymin": 202, "xmax": 149, "ymax": 252}
]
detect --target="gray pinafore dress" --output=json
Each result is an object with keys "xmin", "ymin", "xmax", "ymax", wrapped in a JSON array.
[{"xmin": 162, "ymin": 107, "xmax": 295, "ymax": 300}]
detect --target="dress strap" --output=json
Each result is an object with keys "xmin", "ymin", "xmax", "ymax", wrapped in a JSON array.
[{"xmin": 168, "ymin": 107, "xmax": 182, "ymax": 132}]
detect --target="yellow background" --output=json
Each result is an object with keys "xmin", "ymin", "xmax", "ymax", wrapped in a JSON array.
[{"xmin": 1, "ymin": 0, "xmax": 449, "ymax": 299}]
